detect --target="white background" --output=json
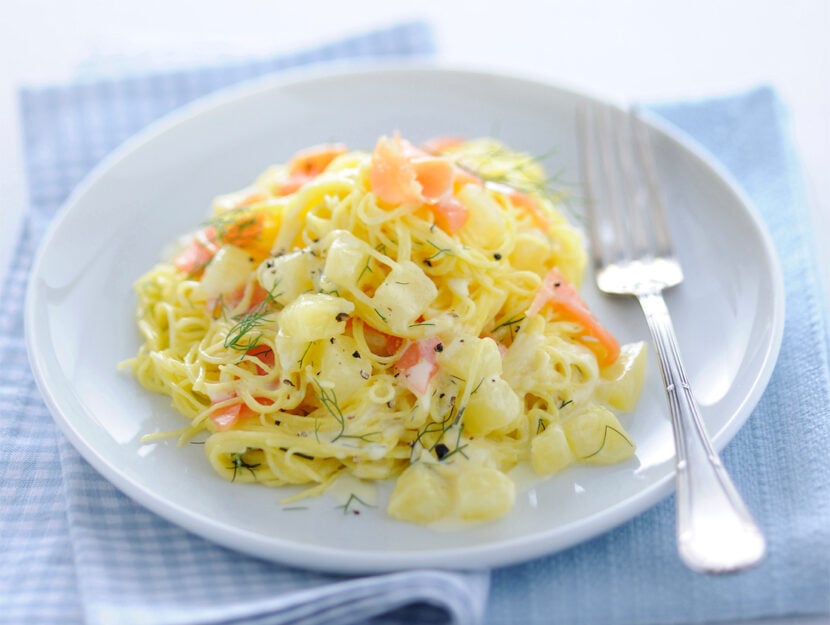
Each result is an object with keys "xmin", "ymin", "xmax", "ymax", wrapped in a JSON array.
[
  {"xmin": 1, "ymin": 0, "xmax": 828, "ymax": 307},
  {"xmin": 1, "ymin": 1, "xmax": 827, "ymax": 623}
]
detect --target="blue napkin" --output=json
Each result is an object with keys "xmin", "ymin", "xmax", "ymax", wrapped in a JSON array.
[
  {"xmin": 1, "ymin": 22, "xmax": 489, "ymax": 625},
  {"xmin": 486, "ymin": 89, "xmax": 830, "ymax": 624},
  {"xmin": 2, "ymin": 21, "xmax": 828, "ymax": 624}
]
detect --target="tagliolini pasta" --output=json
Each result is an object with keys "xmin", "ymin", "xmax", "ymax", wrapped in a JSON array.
[{"xmin": 124, "ymin": 134, "xmax": 646, "ymax": 525}]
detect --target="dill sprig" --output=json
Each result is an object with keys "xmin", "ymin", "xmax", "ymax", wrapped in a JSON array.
[
  {"xmin": 357, "ymin": 254, "xmax": 374, "ymax": 284},
  {"xmin": 336, "ymin": 493, "xmax": 375, "ymax": 516},
  {"xmin": 452, "ymin": 142, "xmax": 579, "ymax": 222},
  {"xmin": 296, "ymin": 342, "xmax": 313, "ymax": 368},
  {"xmin": 580, "ymin": 424, "xmax": 634, "ymax": 460},
  {"xmin": 357, "ymin": 244, "xmax": 388, "ymax": 285},
  {"xmin": 412, "ymin": 398, "xmax": 469, "ymax": 463},
  {"xmin": 492, "ymin": 314, "xmax": 524, "ymax": 343},
  {"xmin": 312, "ymin": 378, "xmax": 379, "ymax": 443},
  {"xmin": 223, "ymin": 285, "xmax": 282, "ymax": 351},
  {"xmin": 228, "ymin": 448, "xmax": 261, "ymax": 481},
  {"xmin": 425, "ymin": 240, "xmax": 454, "ymax": 261},
  {"xmin": 435, "ymin": 425, "xmax": 469, "ymax": 461},
  {"xmin": 314, "ymin": 379, "xmax": 346, "ymax": 441},
  {"xmin": 492, "ymin": 314, "xmax": 525, "ymax": 333}
]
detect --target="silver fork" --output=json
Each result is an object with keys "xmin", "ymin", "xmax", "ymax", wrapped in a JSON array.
[{"xmin": 578, "ymin": 102, "xmax": 766, "ymax": 574}]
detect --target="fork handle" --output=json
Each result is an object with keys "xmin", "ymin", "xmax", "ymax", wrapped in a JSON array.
[{"xmin": 637, "ymin": 290, "xmax": 766, "ymax": 574}]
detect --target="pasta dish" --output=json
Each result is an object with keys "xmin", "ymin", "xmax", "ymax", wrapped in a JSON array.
[{"xmin": 124, "ymin": 134, "xmax": 646, "ymax": 524}]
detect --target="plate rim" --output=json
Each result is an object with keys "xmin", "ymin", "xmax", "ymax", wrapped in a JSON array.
[{"xmin": 24, "ymin": 62, "xmax": 786, "ymax": 572}]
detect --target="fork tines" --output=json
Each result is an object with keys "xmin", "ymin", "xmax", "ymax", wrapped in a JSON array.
[{"xmin": 578, "ymin": 103, "xmax": 677, "ymax": 276}]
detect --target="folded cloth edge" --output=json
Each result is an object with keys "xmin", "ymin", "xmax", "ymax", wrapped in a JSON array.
[{"xmin": 86, "ymin": 570, "xmax": 490, "ymax": 625}]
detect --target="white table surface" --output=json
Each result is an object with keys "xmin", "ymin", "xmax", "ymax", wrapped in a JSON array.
[{"xmin": 1, "ymin": 1, "xmax": 827, "ymax": 624}]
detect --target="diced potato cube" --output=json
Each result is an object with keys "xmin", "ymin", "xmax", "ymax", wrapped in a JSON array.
[
  {"xmin": 463, "ymin": 377, "xmax": 521, "ymax": 436},
  {"xmin": 562, "ymin": 404, "xmax": 635, "ymax": 464},
  {"xmin": 257, "ymin": 250, "xmax": 322, "ymax": 303},
  {"xmin": 596, "ymin": 341, "xmax": 648, "ymax": 411},
  {"xmin": 501, "ymin": 316, "xmax": 550, "ymax": 395},
  {"xmin": 274, "ymin": 335, "xmax": 318, "ymax": 374},
  {"xmin": 531, "ymin": 423, "xmax": 576, "ymax": 475},
  {"xmin": 371, "ymin": 261, "xmax": 438, "ymax": 333},
  {"xmin": 278, "ymin": 293, "xmax": 354, "ymax": 341},
  {"xmin": 321, "ymin": 230, "xmax": 373, "ymax": 289},
  {"xmin": 438, "ymin": 336, "xmax": 503, "ymax": 380},
  {"xmin": 455, "ymin": 466, "xmax": 515, "ymax": 521},
  {"xmin": 318, "ymin": 336, "xmax": 367, "ymax": 405},
  {"xmin": 458, "ymin": 185, "xmax": 507, "ymax": 249},
  {"xmin": 387, "ymin": 464, "xmax": 452, "ymax": 524},
  {"xmin": 199, "ymin": 245, "xmax": 256, "ymax": 298}
]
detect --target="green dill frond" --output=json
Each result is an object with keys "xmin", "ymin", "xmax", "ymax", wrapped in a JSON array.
[
  {"xmin": 228, "ymin": 448, "xmax": 261, "ymax": 481},
  {"xmin": 448, "ymin": 138, "xmax": 580, "ymax": 222},
  {"xmin": 425, "ymin": 240, "xmax": 454, "ymax": 261},
  {"xmin": 223, "ymin": 285, "xmax": 281, "ymax": 351},
  {"xmin": 580, "ymin": 424, "xmax": 634, "ymax": 460},
  {"xmin": 336, "ymin": 493, "xmax": 375, "ymax": 516}
]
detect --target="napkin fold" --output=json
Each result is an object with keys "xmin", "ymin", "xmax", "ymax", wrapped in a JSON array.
[
  {"xmin": 57, "ymin": 439, "xmax": 489, "ymax": 625},
  {"xmin": 2, "ymin": 20, "xmax": 829, "ymax": 625}
]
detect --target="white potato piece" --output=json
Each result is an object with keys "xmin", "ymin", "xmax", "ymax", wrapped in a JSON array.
[
  {"xmin": 199, "ymin": 245, "xmax": 256, "ymax": 298},
  {"xmin": 455, "ymin": 466, "xmax": 515, "ymax": 521},
  {"xmin": 318, "ymin": 336, "xmax": 367, "ymax": 405},
  {"xmin": 257, "ymin": 249, "xmax": 321, "ymax": 303},
  {"xmin": 321, "ymin": 231, "xmax": 438, "ymax": 335},
  {"xmin": 531, "ymin": 423, "xmax": 576, "ymax": 475},
  {"xmin": 463, "ymin": 377, "xmax": 521, "ymax": 436},
  {"xmin": 320, "ymin": 230, "xmax": 373, "ymax": 289},
  {"xmin": 387, "ymin": 464, "xmax": 452, "ymax": 524},
  {"xmin": 562, "ymin": 404, "xmax": 635, "ymax": 464},
  {"xmin": 438, "ymin": 336, "xmax": 503, "ymax": 380},
  {"xmin": 596, "ymin": 341, "xmax": 648, "ymax": 411},
  {"xmin": 278, "ymin": 293, "xmax": 353, "ymax": 342},
  {"xmin": 371, "ymin": 261, "xmax": 438, "ymax": 334}
]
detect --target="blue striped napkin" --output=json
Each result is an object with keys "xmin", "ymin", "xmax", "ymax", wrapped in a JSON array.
[
  {"xmin": 485, "ymin": 89, "xmax": 830, "ymax": 624},
  {"xmin": 1, "ymin": 21, "xmax": 488, "ymax": 625},
  {"xmin": 2, "ymin": 20, "xmax": 828, "ymax": 625}
]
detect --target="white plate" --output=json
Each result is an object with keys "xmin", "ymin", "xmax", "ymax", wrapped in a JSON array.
[{"xmin": 25, "ymin": 65, "xmax": 784, "ymax": 573}]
